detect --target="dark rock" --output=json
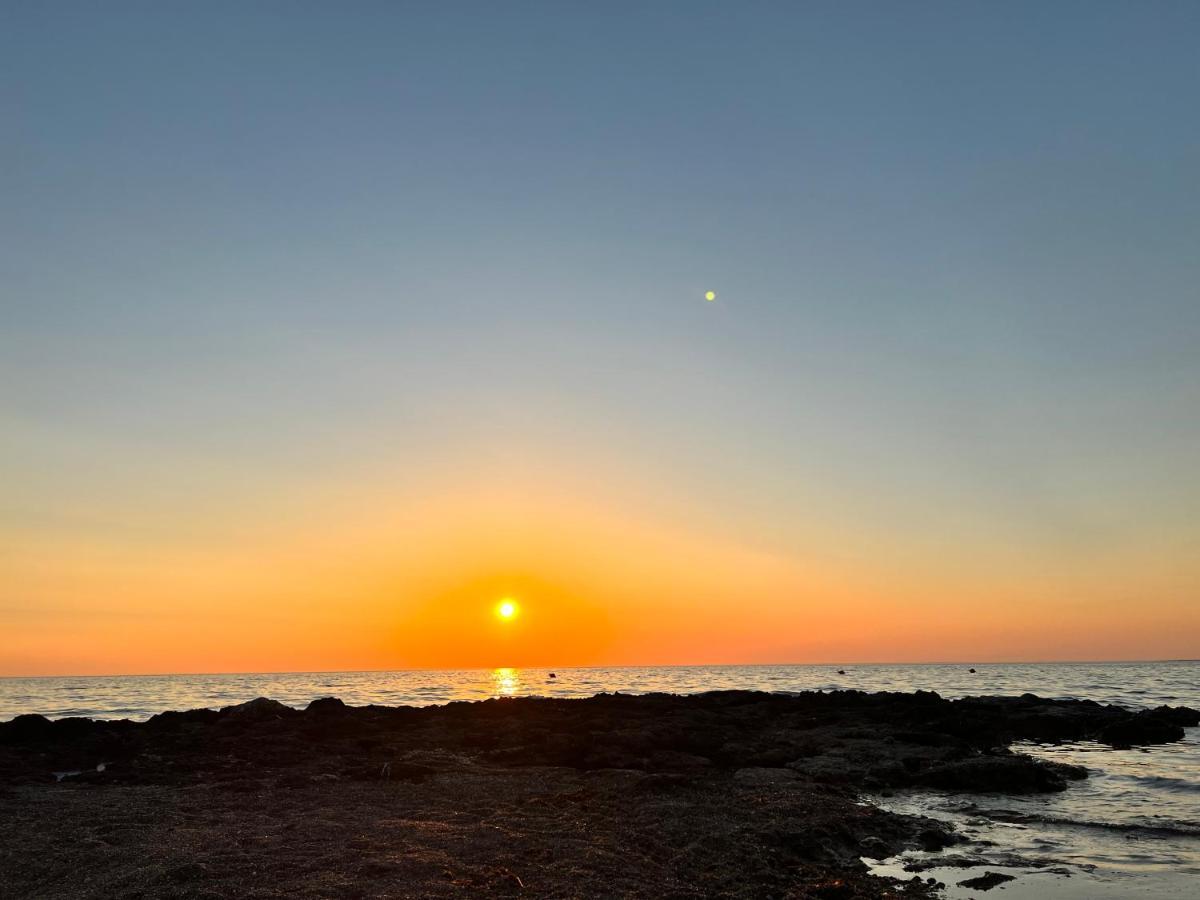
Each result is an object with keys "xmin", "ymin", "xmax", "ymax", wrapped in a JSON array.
[
  {"xmin": 634, "ymin": 772, "xmax": 696, "ymax": 791},
  {"xmin": 916, "ymin": 827, "xmax": 960, "ymax": 851},
  {"xmin": 346, "ymin": 760, "xmax": 439, "ymax": 782},
  {"xmin": 858, "ymin": 836, "xmax": 889, "ymax": 859},
  {"xmin": 1100, "ymin": 709, "xmax": 1186, "ymax": 748},
  {"xmin": 147, "ymin": 708, "xmax": 220, "ymax": 729},
  {"xmin": 893, "ymin": 730, "xmax": 959, "ymax": 748},
  {"xmin": 733, "ymin": 766, "xmax": 799, "ymax": 785},
  {"xmin": 0, "ymin": 714, "xmax": 55, "ymax": 744},
  {"xmin": 919, "ymin": 755, "xmax": 1085, "ymax": 793},
  {"xmin": 306, "ymin": 697, "xmax": 349, "ymax": 716},
  {"xmin": 1146, "ymin": 705, "xmax": 1200, "ymax": 727},
  {"xmin": 958, "ymin": 871, "xmax": 1015, "ymax": 890},
  {"xmin": 48, "ymin": 717, "xmax": 99, "ymax": 740},
  {"xmin": 381, "ymin": 761, "xmax": 438, "ymax": 782},
  {"xmin": 647, "ymin": 750, "xmax": 712, "ymax": 772},
  {"xmin": 166, "ymin": 862, "xmax": 209, "ymax": 882},
  {"xmin": 219, "ymin": 697, "xmax": 296, "ymax": 720},
  {"xmin": 4, "ymin": 688, "xmax": 1189, "ymax": 899}
]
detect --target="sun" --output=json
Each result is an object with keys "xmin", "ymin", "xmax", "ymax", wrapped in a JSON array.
[
  {"xmin": 496, "ymin": 599, "xmax": 518, "ymax": 620},
  {"xmin": 704, "ymin": 290, "xmax": 716, "ymax": 301}
]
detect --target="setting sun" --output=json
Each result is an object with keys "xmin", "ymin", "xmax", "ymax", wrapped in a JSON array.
[{"xmin": 497, "ymin": 599, "xmax": 518, "ymax": 620}]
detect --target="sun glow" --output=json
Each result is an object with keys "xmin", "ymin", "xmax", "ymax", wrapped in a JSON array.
[{"xmin": 497, "ymin": 599, "xmax": 518, "ymax": 620}]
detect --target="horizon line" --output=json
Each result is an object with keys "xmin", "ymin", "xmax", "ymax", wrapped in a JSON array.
[{"xmin": 2, "ymin": 657, "xmax": 1196, "ymax": 680}]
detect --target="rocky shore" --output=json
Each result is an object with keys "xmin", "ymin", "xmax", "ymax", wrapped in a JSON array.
[{"xmin": 1, "ymin": 690, "xmax": 1195, "ymax": 898}]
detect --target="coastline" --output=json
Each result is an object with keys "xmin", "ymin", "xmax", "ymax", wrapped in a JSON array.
[{"xmin": 1, "ymin": 690, "xmax": 1196, "ymax": 898}]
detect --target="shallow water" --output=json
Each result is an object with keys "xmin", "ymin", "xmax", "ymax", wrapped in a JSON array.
[
  {"xmin": 868, "ymin": 731, "xmax": 1200, "ymax": 898},
  {"xmin": 2, "ymin": 661, "xmax": 1197, "ymax": 896}
]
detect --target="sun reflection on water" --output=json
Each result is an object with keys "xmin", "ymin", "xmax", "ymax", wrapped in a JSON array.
[{"xmin": 491, "ymin": 667, "xmax": 520, "ymax": 697}]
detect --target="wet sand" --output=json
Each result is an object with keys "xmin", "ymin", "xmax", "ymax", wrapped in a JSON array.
[{"xmin": 1, "ymin": 690, "xmax": 1195, "ymax": 898}]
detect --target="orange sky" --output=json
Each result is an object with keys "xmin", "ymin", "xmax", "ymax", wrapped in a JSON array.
[{"xmin": 3, "ymin": 455, "xmax": 1196, "ymax": 676}]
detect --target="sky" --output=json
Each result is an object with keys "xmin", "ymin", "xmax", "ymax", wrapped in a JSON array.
[{"xmin": 2, "ymin": 2, "xmax": 1198, "ymax": 675}]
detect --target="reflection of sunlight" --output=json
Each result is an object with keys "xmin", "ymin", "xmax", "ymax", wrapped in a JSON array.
[{"xmin": 491, "ymin": 667, "xmax": 520, "ymax": 697}]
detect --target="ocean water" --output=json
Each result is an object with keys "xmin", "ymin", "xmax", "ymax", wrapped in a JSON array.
[
  {"xmin": 3, "ymin": 660, "xmax": 1196, "ymax": 722},
  {"xmin": 2, "ymin": 661, "xmax": 1197, "ymax": 897}
]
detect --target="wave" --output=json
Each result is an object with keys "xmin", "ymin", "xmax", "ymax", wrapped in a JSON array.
[
  {"xmin": 1118, "ymin": 774, "xmax": 1200, "ymax": 794},
  {"xmin": 965, "ymin": 805, "xmax": 1200, "ymax": 838}
]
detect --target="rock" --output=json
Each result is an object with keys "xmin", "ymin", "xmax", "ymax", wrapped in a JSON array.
[
  {"xmin": 918, "ymin": 755, "xmax": 1085, "ymax": 793},
  {"xmin": 166, "ymin": 861, "xmax": 209, "ymax": 882},
  {"xmin": 733, "ymin": 766, "xmax": 799, "ymax": 785},
  {"xmin": 1100, "ymin": 710, "xmax": 1186, "ymax": 748},
  {"xmin": 147, "ymin": 708, "xmax": 220, "ymax": 729},
  {"xmin": 385, "ymin": 761, "xmax": 439, "ymax": 782},
  {"xmin": 858, "ymin": 836, "xmax": 890, "ymax": 859},
  {"xmin": 347, "ymin": 760, "xmax": 438, "ymax": 782},
  {"xmin": 647, "ymin": 750, "xmax": 712, "ymax": 772},
  {"xmin": 219, "ymin": 697, "xmax": 296, "ymax": 720},
  {"xmin": 4, "ymin": 688, "xmax": 1194, "ymax": 900},
  {"xmin": 1146, "ymin": 705, "xmax": 1200, "ymax": 727},
  {"xmin": 0, "ymin": 714, "xmax": 55, "ymax": 744},
  {"xmin": 788, "ymin": 754, "xmax": 872, "ymax": 783},
  {"xmin": 634, "ymin": 772, "xmax": 695, "ymax": 791},
  {"xmin": 305, "ymin": 697, "xmax": 348, "ymax": 716},
  {"xmin": 916, "ymin": 827, "xmax": 960, "ymax": 851},
  {"xmin": 958, "ymin": 871, "xmax": 1015, "ymax": 890},
  {"xmin": 44, "ymin": 717, "xmax": 98, "ymax": 741}
]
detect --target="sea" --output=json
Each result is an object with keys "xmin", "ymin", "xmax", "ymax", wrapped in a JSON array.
[{"xmin": 2, "ymin": 661, "xmax": 1197, "ymax": 898}]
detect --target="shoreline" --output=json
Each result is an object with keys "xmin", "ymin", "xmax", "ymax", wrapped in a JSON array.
[{"xmin": 2, "ymin": 690, "xmax": 1196, "ymax": 898}]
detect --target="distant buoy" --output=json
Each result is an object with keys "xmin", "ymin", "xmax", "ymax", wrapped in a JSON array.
[
  {"xmin": 969, "ymin": 668, "xmax": 977, "ymax": 674},
  {"xmin": 549, "ymin": 673, "xmax": 556, "ymax": 679},
  {"xmin": 837, "ymin": 669, "xmax": 846, "ymax": 675}
]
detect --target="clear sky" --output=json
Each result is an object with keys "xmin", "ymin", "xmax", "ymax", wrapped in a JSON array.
[{"xmin": 3, "ymin": 2, "xmax": 1198, "ymax": 675}]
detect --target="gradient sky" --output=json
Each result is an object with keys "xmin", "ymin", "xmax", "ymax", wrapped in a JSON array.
[{"xmin": 3, "ymin": 2, "xmax": 1198, "ymax": 675}]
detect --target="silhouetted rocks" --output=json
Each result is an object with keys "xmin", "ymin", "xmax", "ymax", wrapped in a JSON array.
[
  {"xmin": 305, "ymin": 696, "xmax": 349, "ymax": 716},
  {"xmin": 958, "ymin": 871, "xmax": 1015, "ymax": 891},
  {"xmin": 0, "ymin": 713, "xmax": 54, "ymax": 744},
  {"xmin": 1149, "ymin": 704, "xmax": 1200, "ymax": 727},
  {"xmin": 2, "ymin": 689, "xmax": 1195, "ymax": 793},
  {"xmin": 0, "ymin": 690, "xmax": 1194, "ymax": 898},
  {"xmin": 917, "ymin": 755, "xmax": 1087, "ymax": 793},
  {"xmin": 1098, "ymin": 705, "xmax": 1199, "ymax": 748},
  {"xmin": 220, "ymin": 696, "xmax": 296, "ymax": 720},
  {"xmin": 916, "ymin": 827, "xmax": 962, "ymax": 852}
]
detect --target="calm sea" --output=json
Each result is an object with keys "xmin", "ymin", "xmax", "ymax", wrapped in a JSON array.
[{"xmin": 2, "ymin": 661, "xmax": 1197, "ymax": 898}]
